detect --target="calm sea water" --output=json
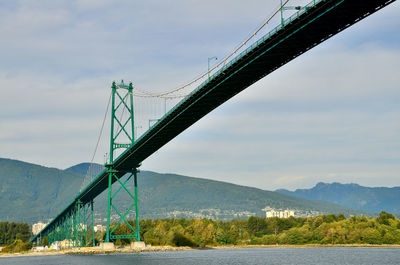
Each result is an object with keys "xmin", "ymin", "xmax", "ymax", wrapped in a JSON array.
[{"xmin": 0, "ymin": 248, "xmax": 399, "ymax": 265}]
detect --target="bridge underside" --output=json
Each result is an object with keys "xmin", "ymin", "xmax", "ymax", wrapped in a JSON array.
[{"xmin": 32, "ymin": 0, "xmax": 395, "ymax": 243}]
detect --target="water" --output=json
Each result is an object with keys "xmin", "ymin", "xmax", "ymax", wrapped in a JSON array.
[{"xmin": 0, "ymin": 248, "xmax": 399, "ymax": 265}]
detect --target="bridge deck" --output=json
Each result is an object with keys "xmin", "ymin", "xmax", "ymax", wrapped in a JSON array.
[{"xmin": 32, "ymin": 0, "xmax": 395, "ymax": 242}]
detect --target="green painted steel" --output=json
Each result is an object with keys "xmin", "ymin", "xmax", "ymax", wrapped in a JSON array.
[
  {"xmin": 134, "ymin": 169, "xmax": 140, "ymax": 242},
  {"xmin": 91, "ymin": 200, "xmax": 95, "ymax": 247},
  {"xmin": 105, "ymin": 81, "xmax": 140, "ymax": 243},
  {"xmin": 31, "ymin": 0, "xmax": 396, "ymax": 244}
]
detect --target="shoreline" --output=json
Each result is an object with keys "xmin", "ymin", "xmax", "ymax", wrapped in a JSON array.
[{"xmin": 2, "ymin": 244, "xmax": 400, "ymax": 258}]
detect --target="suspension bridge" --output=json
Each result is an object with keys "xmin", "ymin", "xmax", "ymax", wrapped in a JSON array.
[{"xmin": 31, "ymin": 0, "xmax": 396, "ymax": 247}]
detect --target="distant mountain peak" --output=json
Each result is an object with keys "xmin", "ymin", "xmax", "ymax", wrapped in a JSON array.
[
  {"xmin": 65, "ymin": 162, "xmax": 105, "ymax": 177},
  {"xmin": 314, "ymin": 182, "xmax": 362, "ymax": 190},
  {"xmin": 276, "ymin": 182, "xmax": 400, "ymax": 213}
]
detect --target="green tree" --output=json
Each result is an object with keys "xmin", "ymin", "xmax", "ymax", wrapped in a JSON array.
[
  {"xmin": 247, "ymin": 217, "xmax": 269, "ymax": 237},
  {"xmin": 172, "ymin": 232, "xmax": 197, "ymax": 247},
  {"xmin": 42, "ymin": 236, "xmax": 49, "ymax": 246},
  {"xmin": 361, "ymin": 228, "xmax": 382, "ymax": 244},
  {"xmin": 376, "ymin": 211, "xmax": 395, "ymax": 226}
]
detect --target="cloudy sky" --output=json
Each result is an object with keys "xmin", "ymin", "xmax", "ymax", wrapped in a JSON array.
[{"xmin": 0, "ymin": 0, "xmax": 399, "ymax": 191}]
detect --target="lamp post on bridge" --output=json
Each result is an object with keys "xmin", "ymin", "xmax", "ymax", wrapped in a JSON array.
[{"xmin": 208, "ymin": 56, "xmax": 218, "ymax": 81}]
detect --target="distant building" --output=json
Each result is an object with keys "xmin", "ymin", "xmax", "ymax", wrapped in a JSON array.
[
  {"xmin": 59, "ymin": 239, "xmax": 73, "ymax": 249},
  {"xmin": 50, "ymin": 241, "xmax": 61, "ymax": 250},
  {"xmin": 263, "ymin": 206, "xmax": 295, "ymax": 218},
  {"xmin": 32, "ymin": 222, "xmax": 48, "ymax": 235},
  {"xmin": 94, "ymin": 225, "xmax": 106, "ymax": 232}
]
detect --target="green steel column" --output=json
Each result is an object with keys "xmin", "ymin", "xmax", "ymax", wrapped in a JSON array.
[
  {"xmin": 77, "ymin": 203, "xmax": 80, "ymax": 247},
  {"xmin": 109, "ymin": 81, "xmax": 116, "ymax": 164},
  {"xmin": 77, "ymin": 201, "xmax": 81, "ymax": 247},
  {"xmin": 63, "ymin": 218, "xmax": 66, "ymax": 243},
  {"xmin": 129, "ymin": 83, "xmax": 135, "ymax": 142},
  {"xmin": 65, "ymin": 216, "xmax": 69, "ymax": 243},
  {"xmin": 83, "ymin": 203, "xmax": 87, "ymax": 246},
  {"xmin": 74, "ymin": 208, "xmax": 77, "ymax": 247},
  {"xmin": 66, "ymin": 215, "xmax": 69, "ymax": 248},
  {"xmin": 105, "ymin": 171, "xmax": 112, "ymax": 243},
  {"xmin": 72, "ymin": 211, "xmax": 75, "ymax": 247},
  {"xmin": 56, "ymin": 222, "xmax": 59, "ymax": 242},
  {"xmin": 91, "ymin": 200, "xmax": 95, "ymax": 247},
  {"xmin": 61, "ymin": 218, "xmax": 65, "ymax": 243},
  {"xmin": 67, "ymin": 215, "xmax": 69, "ymax": 243},
  {"xmin": 69, "ymin": 213, "xmax": 72, "ymax": 248},
  {"xmin": 134, "ymin": 169, "xmax": 140, "ymax": 242},
  {"xmin": 105, "ymin": 82, "xmax": 116, "ymax": 243},
  {"xmin": 73, "ymin": 210, "xmax": 75, "ymax": 247},
  {"xmin": 49, "ymin": 229, "xmax": 52, "ymax": 245}
]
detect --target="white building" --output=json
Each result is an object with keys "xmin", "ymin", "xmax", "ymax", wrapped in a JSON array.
[
  {"xmin": 263, "ymin": 207, "xmax": 295, "ymax": 218},
  {"xmin": 50, "ymin": 241, "xmax": 61, "ymax": 250},
  {"xmin": 94, "ymin": 224, "xmax": 106, "ymax": 232},
  {"xmin": 32, "ymin": 222, "xmax": 48, "ymax": 235}
]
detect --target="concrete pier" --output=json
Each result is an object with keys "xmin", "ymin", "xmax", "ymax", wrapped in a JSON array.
[
  {"xmin": 100, "ymin": 242, "xmax": 115, "ymax": 250},
  {"xmin": 130, "ymin": 241, "xmax": 146, "ymax": 249}
]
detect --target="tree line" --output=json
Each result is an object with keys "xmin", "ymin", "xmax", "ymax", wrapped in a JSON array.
[
  {"xmin": 0, "ymin": 222, "xmax": 33, "ymax": 253},
  {"xmin": 109, "ymin": 211, "xmax": 400, "ymax": 246},
  {"xmin": 2, "ymin": 212, "xmax": 400, "ymax": 250},
  {"xmin": 0, "ymin": 222, "xmax": 31, "ymax": 245}
]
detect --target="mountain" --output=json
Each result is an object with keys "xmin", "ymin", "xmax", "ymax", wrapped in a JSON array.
[
  {"xmin": 276, "ymin": 182, "xmax": 400, "ymax": 213},
  {"xmin": 0, "ymin": 158, "xmax": 83, "ymax": 223},
  {"xmin": 0, "ymin": 158, "xmax": 367, "ymax": 223},
  {"xmin": 66, "ymin": 162, "xmax": 105, "ymax": 176}
]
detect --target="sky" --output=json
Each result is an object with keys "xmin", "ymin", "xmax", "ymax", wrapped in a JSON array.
[{"xmin": 0, "ymin": 0, "xmax": 399, "ymax": 191}]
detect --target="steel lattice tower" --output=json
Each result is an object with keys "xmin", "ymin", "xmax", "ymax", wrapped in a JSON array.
[{"xmin": 105, "ymin": 80, "xmax": 140, "ymax": 243}]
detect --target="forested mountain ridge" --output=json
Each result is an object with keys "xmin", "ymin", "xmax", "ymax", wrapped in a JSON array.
[
  {"xmin": 0, "ymin": 158, "xmax": 368, "ymax": 223},
  {"xmin": 0, "ymin": 158, "xmax": 83, "ymax": 223}
]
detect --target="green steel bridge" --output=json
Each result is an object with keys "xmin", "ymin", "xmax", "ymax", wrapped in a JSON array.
[{"xmin": 31, "ymin": 0, "xmax": 396, "ymax": 247}]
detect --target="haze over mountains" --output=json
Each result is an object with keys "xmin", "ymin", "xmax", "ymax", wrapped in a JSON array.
[{"xmin": 1, "ymin": 158, "xmax": 397, "ymax": 224}]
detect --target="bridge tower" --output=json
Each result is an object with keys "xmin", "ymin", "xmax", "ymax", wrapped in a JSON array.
[{"xmin": 105, "ymin": 80, "xmax": 141, "ymax": 243}]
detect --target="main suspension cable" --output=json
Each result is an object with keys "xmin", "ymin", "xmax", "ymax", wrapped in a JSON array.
[{"xmin": 131, "ymin": 0, "xmax": 290, "ymax": 98}]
